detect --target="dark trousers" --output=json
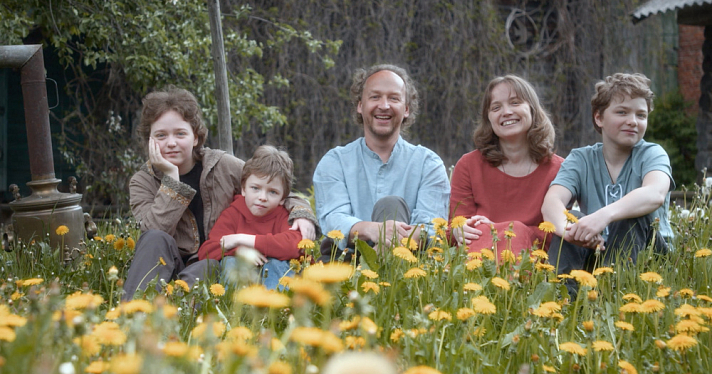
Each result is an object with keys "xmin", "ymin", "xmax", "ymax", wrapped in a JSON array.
[
  {"xmin": 548, "ymin": 212, "xmax": 668, "ymax": 298},
  {"xmin": 319, "ymin": 196, "xmax": 411, "ymax": 263},
  {"xmin": 122, "ymin": 230, "xmax": 218, "ymax": 300}
]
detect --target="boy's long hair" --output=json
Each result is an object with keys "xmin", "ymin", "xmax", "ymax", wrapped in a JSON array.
[
  {"xmin": 350, "ymin": 64, "xmax": 419, "ymax": 131},
  {"xmin": 241, "ymin": 145, "xmax": 293, "ymax": 199},
  {"xmin": 473, "ymin": 75, "xmax": 556, "ymax": 167},
  {"xmin": 590, "ymin": 73, "xmax": 654, "ymax": 134},
  {"xmin": 137, "ymin": 86, "xmax": 208, "ymax": 161}
]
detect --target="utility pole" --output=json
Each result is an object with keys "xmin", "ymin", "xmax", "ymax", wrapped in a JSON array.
[{"xmin": 207, "ymin": 0, "xmax": 233, "ymax": 154}]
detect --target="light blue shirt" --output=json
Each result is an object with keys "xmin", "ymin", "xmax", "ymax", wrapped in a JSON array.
[
  {"xmin": 551, "ymin": 140, "xmax": 674, "ymax": 239},
  {"xmin": 313, "ymin": 136, "xmax": 450, "ymax": 249}
]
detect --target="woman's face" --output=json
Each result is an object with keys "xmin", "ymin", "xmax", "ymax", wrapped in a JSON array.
[
  {"xmin": 149, "ymin": 110, "xmax": 198, "ymax": 174},
  {"xmin": 487, "ymin": 83, "xmax": 532, "ymax": 142}
]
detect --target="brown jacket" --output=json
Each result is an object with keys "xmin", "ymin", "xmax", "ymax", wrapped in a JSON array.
[{"xmin": 129, "ymin": 148, "xmax": 315, "ymax": 258}]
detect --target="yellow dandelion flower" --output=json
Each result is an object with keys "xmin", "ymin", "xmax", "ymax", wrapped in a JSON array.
[
  {"xmin": 393, "ymin": 246, "xmax": 418, "ymax": 263},
  {"xmin": 535, "ymin": 263, "xmax": 555, "ymax": 272},
  {"xmin": 158, "ymin": 257, "xmax": 167, "ymax": 266},
  {"xmin": 174, "ymin": 280, "xmax": 190, "ymax": 292},
  {"xmin": 582, "ymin": 320, "xmax": 594, "ymax": 332},
  {"xmin": 403, "ymin": 366, "xmax": 442, "ymax": 374},
  {"xmin": 500, "ymin": 249, "xmax": 516, "ymax": 263},
  {"xmin": 542, "ymin": 365, "xmax": 556, "ymax": 373},
  {"xmin": 20, "ymin": 278, "xmax": 44, "ymax": 287},
  {"xmin": 93, "ymin": 236, "xmax": 104, "ymax": 241},
  {"xmin": 655, "ymin": 339, "xmax": 667, "ymax": 349},
  {"xmin": 320, "ymin": 330, "xmax": 344, "ymax": 353},
  {"xmin": 210, "ymin": 283, "xmax": 225, "ymax": 297},
  {"xmin": 680, "ymin": 288, "xmax": 695, "ymax": 297},
  {"xmin": 379, "ymin": 281, "xmax": 391, "ymax": 287},
  {"xmin": 105, "ymin": 309, "xmax": 121, "ymax": 320},
  {"xmin": 491, "ymin": 277, "xmax": 510, "ymax": 291},
  {"xmin": 226, "ymin": 326, "xmax": 253, "ymax": 341},
  {"xmin": 592, "ymin": 340, "xmax": 614, "ymax": 352},
  {"xmin": 532, "ymin": 302, "xmax": 561, "ymax": 318},
  {"xmin": 432, "ymin": 217, "xmax": 448, "ymax": 230},
  {"xmin": 557, "ymin": 274, "xmax": 573, "ymax": 279},
  {"xmin": 126, "ymin": 237, "xmax": 135, "ymax": 250},
  {"xmin": 620, "ymin": 303, "xmax": 644, "ymax": 313},
  {"xmin": 110, "ymin": 353, "xmax": 142, "ymax": 374},
  {"xmin": 538, "ymin": 221, "xmax": 556, "ymax": 233},
  {"xmin": 614, "ymin": 321, "xmax": 634, "ymax": 331},
  {"xmin": 55, "ymin": 225, "xmax": 69, "ymax": 236},
  {"xmin": 563, "ymin": 210, "xmax": 578, "ymax": 224},
  {"xmin": 235, "ymin": 285, "xmax": 290, "ymax": 308},
  {"xmin": 390, "ymin": 328, "xmax": 404, "ymax": 342},
  {"xmin": 339, "ymin": 316, "xmax": 361, "ymax": 332},
  {"xmin": 531, "ymin": 250, "xmax": 549, "ymax": 260},
  {"xmin": 85, "ymin": 360, "xmax": 110, "ymax": 374},
  {"xmin": 457, "ymin": 308, "xmax": 476, "ymax": 320},
  {"xmin": 676, "ymin": 319, "xmax": 708, "ymax": 334},
  {"xmin": 473, "ymin": 326, "xmax": 487, "ymax": 337},
  {"xmin": 361, "ymin": 281, "xmax": 380, "ymax": 294},
  {"xmin": 164, "ymin": 284, "xmax": 175, "ymax": 295},
  {"xmin": 622, "ymin": 293, "xmax": 642, "ymax": 303},
  {"xmin": 675, "ymin": 304, "xmax": 700, "ymax": 317},
  {"xmin": 559, "ymin": 342, "xmax": 586, "ymax": 355},
  {"xmin": 268, "ymin": 361, "xmax": 292, "ymax": 374},
  {"xmin": 163, "ymin": 341, "xmax": 189, "ymax": 357},
  {"xmin": 270, "ymin": 338, "xmax": 285, "ymax": 351},
  {"xmin": 302, "ymin": 263, "xmax": 353, "ymax": 283},
  {"xmin": 618, "ymin": 360, "xmax": 638, "ymax": 374},
  {"xmin": 326, "ymin": 230, "xmax": 345, "ymax": 241},
  {"xmin": 471, "ymin": 296, "xmax": 496, "ymax": 314},
  {"xmin": 463, "ymin": 283, "xmax": 482, "ymax": 292},
  {"xmin": 401, "ymin": 237, "xmax": 419, "ymax": 250},
  {"xmin": 428, "ymin": 310, "xmax": 452, "ymax": 321},
  {"xmin": 404, "ymin": 267, "xmax": 427, "ymax": 278},
  {"xmin": 63, "ymin": 291, "xmax": 103, "ymax": 311},
  {"xmin": 361, "ymin": 269, "xmax": 379, "ymax": 279},
  {"xmin": 344, "ymin": 335, "xmax": 367, "ymax": 350},
  {"xmin": 451, "ymin": 216, "xmax": 467, "ymax": 229},
  {"xmin": 588, "ymin": 290, "xmax": 598, "ymax": 301},
  {"xmin": 592, "ymin": 267, "xmax": 613, "ymax": 276},
  {"xmin": 480, "ymin": 249, "xmax": 495, "ymax": 260},
  {"xmin": 297, "ymin": 239, "xmax": 315, "ymax": 250},
  {"xmin": 215, "ymin": 340, "xmax": 257, "ymax": 359},
  {"xmin": 570, "ymin": 270, "xmax": 597, "ymax": 288},
  {"xmin": 695, "ymin": 248, "xmax": 712, "ymax": 258},
  {"xmin": 113, "ymin": 238, "xmax": 125, "ymax": 250},
  {"xmin": 640, "ymin": 299, "xmax": 665, "ymax": 313},
  {"xmin": 162, "ymin": 304, "xmax": 178, "ymax": 319},
  {"xmin": 120, "ymin": 300, "xmax": 154, "ymax": 315},
  {"xmin": 0, "ymin": 327, "xmax": 16, "ymax": 342},
  {"xmin": 640, "ymin": 272, "xmax": 663, "ymax": 283},
  {"xmin": 666, "ymin": 334, "xmax": 698, "ymax": 351},
  {"xmin": 504, "ymin": 230, "xmax": 516, "ymax": 239},
  {"xmin": 656, "ymin": 286, "xmax": 671, "ymax": 298},
  {"xmin": 92, "ymin": 321, "xmax": 127, "ymax": 346},
  {"xmin": 192, "ymin": 321, "xmax": 226, "ymax": 339},
  {"xmin": 104, "ymin": 234, "xmax": 116, "ymax": 243},
  {"xmin": 286, "ymin": 277, "xmax": 330, "ymax": 306},
  {"xmin": 466, "ymin": 258, "xmax": 483, "ymax": 270},
  {"xmin": 697, "ymin": 294, "xmax": 712, "ymax": 302},
  {"xmin": 290, "ymin": 327, "xmax": 326, "ymax": 347},
  {"xmin": 10, "ymin": 291, "xmax": 23, "ymax": 301}
]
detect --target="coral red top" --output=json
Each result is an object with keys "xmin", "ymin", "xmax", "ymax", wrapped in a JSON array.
[{"xmin": 449, "ymin": 150, "xmax": 563, "ymax": 255}]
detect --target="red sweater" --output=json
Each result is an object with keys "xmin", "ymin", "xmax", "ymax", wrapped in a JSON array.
[
  {"xmin": 449, "ymin": 150, "xmax": 563, "ymax": 254},
  {"xmin": 198, "ymin": 195, "xmax": 302, "ymax": 261}
]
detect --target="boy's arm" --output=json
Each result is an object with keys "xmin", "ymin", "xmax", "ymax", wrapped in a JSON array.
[
  {"xmin": 567, "ymin": 170, "xmax": 670, "ymax": 244},
  {"xmin": 198, "ymin": 204, "xmax": 239, "ymax": 261}
]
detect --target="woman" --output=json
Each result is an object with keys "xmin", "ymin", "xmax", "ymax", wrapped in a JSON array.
[
  {"xmin": 450, "ymin": 75, "xmax": 563, "ymax": 257},
  {"xmin": 123, "ymin": 87, "xmax": 316, "ymax": 300}
]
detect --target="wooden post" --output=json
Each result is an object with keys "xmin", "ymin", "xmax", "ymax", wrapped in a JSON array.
[{"xmin": 207, "ymin": 0, "xmax": 233, "ymax": 154}]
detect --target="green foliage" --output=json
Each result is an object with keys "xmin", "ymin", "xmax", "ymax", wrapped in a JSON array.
[{"xmin": 646, "ymin": 90, "xmax": 698, "ymax": 186}]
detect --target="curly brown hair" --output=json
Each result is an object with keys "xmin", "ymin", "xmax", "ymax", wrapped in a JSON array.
[
  {"xmin": 136, "ymin": 86, "xmax": 208, "ymax": 161},
  {"xmin": 350, "ymin": 64, "xmax": 419, "ymax": 131},
  {"xmin": 590, "ymin": 73, "xmax": 654, "ymax": 134},
  {"xmin": 473, "ymin": 75, "xmax": 556, "ymax": 167},
  {"xmin": 241, "ymin": 145, "xmax": 293, "ymax": 199}
]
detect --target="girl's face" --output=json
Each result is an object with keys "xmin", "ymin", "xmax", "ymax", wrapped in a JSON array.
[
  {"xmin": 150, "ymin": 110, "xmax": 198, "ymax": 174},
  {"xmin": 487, "ymin": 83, "xmax": 533, "ymax": 142}
]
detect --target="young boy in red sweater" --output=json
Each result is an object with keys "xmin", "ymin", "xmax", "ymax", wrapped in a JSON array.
[{"xmin": 198, "ymin": 145, "xmax": 302, "ymax": 289}]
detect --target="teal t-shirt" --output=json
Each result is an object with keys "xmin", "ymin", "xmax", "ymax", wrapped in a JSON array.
[{"xmin": 551, "ymin": 140, "xmax": 674, "ymax": 239}]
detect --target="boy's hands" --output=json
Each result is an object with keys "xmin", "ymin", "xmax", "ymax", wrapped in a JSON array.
[
  {"xmin": 290, "ymin": 218, "xmax": 316, "ymax": 240},
  {"xmin": 565, "ymin": 210, "xmax": 610, "ymax": 249},
  {"xmin": 221, "ymin": 234, "xmax": 266, "ymax": 266},
  {"xmin": 149, "ymin": 137, "xmax": 179, "ymax": 181}
]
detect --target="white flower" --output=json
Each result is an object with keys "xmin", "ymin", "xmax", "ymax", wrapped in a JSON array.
[
  {"xmin": 58, "ymin": 362, "xmax": 75, "ymax": 374},
  {"xmin": 680, "ymin": 209, "xmax": 691, "ymax": 220},
  {"xmin": 705, "ymin": 177, "xmax": 712, "ymax": 188}
]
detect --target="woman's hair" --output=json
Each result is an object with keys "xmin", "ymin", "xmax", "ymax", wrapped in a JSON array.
[
  {"xmin": 241, "ymin": 145, "xmax": 293, "ymax": 199},
  {"xmin": 136, "ymin": 86, "xmax": 208, "ymax": 161},
  {"xmin": 350, "ymin": 64, "xmax": 419, "ymax": 131},
  {"xmin": 590, "ymin": 73, "xmax": 654, "ymax": 134},
  {"xmin": 473, "ymin": 75, "xmax": 556, "ymax": 167}
]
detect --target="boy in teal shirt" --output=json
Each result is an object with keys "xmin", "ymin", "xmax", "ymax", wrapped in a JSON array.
[{"xmin": 542, "ymin": 73, "xmax": 674, "ymax": 295}]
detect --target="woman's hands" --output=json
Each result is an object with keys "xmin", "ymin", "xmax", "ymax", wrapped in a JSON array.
[
  {"xmin": 452, "ymin": 215, "xmax": 494, "ymax": 245},
  {"xmin": 149, "ymin": 137, "xmax": 179, "ymax": 181}
]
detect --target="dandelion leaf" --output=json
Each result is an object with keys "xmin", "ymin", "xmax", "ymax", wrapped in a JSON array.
[
  {"xmin": 355, "ymin": 238, "xmax": 380, "ymax": 272},
  {"xmin": 526, "ymin": 282, "xmax": 556, "ymax": 309}
]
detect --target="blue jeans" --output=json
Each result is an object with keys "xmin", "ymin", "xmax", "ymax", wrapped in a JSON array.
[{"xmin": 220, "ymin": 256, "xmax": 294, "ymax": 290}]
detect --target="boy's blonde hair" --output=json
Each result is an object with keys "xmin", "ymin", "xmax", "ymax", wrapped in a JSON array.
[
  {"xmin": 241, "ymin": 145, "xmax": 293, "ymax": 199},
  {"xmin": 590, "ymin": 73, "xmax": 655, "ymax": 134}
]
